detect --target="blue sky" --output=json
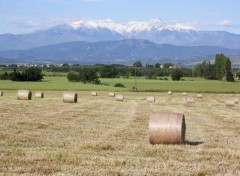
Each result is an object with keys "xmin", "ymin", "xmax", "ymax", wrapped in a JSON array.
[{"xmin": 0, "ymin": 0, "xmax": 240, "ymax": 34}]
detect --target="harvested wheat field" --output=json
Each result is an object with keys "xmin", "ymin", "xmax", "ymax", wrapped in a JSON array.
[{"xmin": 0, "ymin": 91, "xmax": 240, "ymax": 175}]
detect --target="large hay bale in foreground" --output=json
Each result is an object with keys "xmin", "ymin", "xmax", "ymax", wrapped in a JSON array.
[
  {"xmin": 63, "ymin": 92, "xmax": 78, "ymax": 103},
  {"xmin": 182, "ymin": 92, "xmax": 187, "ymax": 96},
  {"xmin": 146, "ymin": 96, "xmax": 155, "ymax": 103},
  {"xmin": 91, "ymin": 92, "xmax": 97, "ymax": 96},
  {"xmin": 149, "ymin": 112, "xmax": 186, "ymax": 145},
  {"xmin": 109, "ymin": 92, "xmax": 115, "ymax": 97},
  {"xmin": 168, "ymin": 91, "xmax": 172, "ymax": 95},
  {"xmin": 186, "ymin": 96, "xmax": 195, "ymax": 104},
  {"xmin": 17, "ymin": 90, "xmax": 32, "ymax": 100},
  {"xmin": 0, "ymin": 90, "xmax": 3, "ymax": 96},
  {"xmin": 197, "ymin": 94, "xmax": 203, "ymax": 98},
  {"xmin": 35, "ymin": 92, "xmax": 44, "ymax": 98},
  {"xmin": 225, "ymin": 99, "xmax": 235, "ymax": 107},
  {"xmin": 116, "ymin": 94, "xmax": 124, "ymax": 101}
]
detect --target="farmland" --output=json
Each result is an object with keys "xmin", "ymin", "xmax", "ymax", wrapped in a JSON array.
[
  {"xmin": 0, "ymin": 76, "xmax": 240, "ymax": 93},
  {"xmin": 0, "ymin": 91, "xmax": 240, "ymax": 175}
]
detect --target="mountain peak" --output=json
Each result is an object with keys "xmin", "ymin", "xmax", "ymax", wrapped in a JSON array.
[{"xmin": 66, "ymin": 19, "xmax": 195, "ymax": 33}]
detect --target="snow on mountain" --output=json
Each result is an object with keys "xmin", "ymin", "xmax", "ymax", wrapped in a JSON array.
[
  {"xmin": 67, "ymin": 19, "xmax": 195, "ymax": 34},
  {"xmin": 69, "ymin": 19, "xmax": 126, "ymax": 33}
]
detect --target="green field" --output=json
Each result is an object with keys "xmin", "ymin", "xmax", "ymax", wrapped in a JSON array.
[{"xmin": 0, "ymin": 76, "xmax": 240, "ymax": 93}]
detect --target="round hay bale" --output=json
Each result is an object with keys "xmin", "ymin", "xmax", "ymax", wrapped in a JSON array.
[
  {"xmin": 234, "ymin": 98, "xmax": 239, "ymax": 104},
  {"xmin": 17, "ymin": 90, "xmax": 32, "ymax": 100},
  {"xmin": 63, "ymin": 92, "xmax": 78, "ymax": 103},
  {"xmin": 146, "ymin": 96, "xmax": 155, "ymax": 103},
  {"xmin": 35, "ymin": 92, "xmax": 44, "ymax": 98},
  {"xmin": 149, "ymin": 112, "xmax": 186, "ymax": 145},
  {"xmin": 186, "ymin": 96, "xmax": 195, "ymax": 104},
  {"xmin": 0, "ymin": 90, "xmax": 3, "ymax": 96},
  {"xmin": 109, "ymin": 92, "xmax": 115, "ymax": 97},
  {"xmin": 197, "ymin": 94, "xmax": 203, "ymax": 98},
  {"xmin": 168, "ymin": 91, "xmax": 172, "ymax": 95},
  {"xmin": 182, "ymin": 92, "xmax": 187, "ymax": 96},
  {"xmin": 225, "ymin": 99, "xmax": 235, "ymax": 107},
  {"xmin": 116, "ymin": 94, "xmax": 124, "ymax": 101},
  {"xmin": 91, "ymin": 92, "xmax": 97, "ymax": 96}
]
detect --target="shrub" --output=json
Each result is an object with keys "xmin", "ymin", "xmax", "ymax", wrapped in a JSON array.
[
  {"xmin": 226, "ymin": 71, "xmax": 234, "ymax": 82},
  {"xmin": 171, "ymin": 69, "xmax": 183, "ymax": 81},
  {"xmin": 114, "ymin": 83, "xmax": 125, "ymax": 88},
  {"xmin": 67, "ymin": 68, "xmax": 100, "ymax": 84}
]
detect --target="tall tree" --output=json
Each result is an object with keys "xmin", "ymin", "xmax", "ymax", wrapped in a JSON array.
[
  {"xmin": 214, "ymin": 53, "xmax": 233, "ymax": 81},
  {"xmin": 215, "ymin": 53, "xmax": 225, "ymax": 80},
  {"xmin": 133, "ymin": 60, "xmax": 142, "ymax": 67},
  {"xmin": 224, "ymin": 58, "xmax": 231, "ymax": 73}
]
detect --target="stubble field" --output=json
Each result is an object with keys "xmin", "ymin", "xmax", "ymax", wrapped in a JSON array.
[{"xmin": 0, "ymin": 91, "xmax": 240, "ymax": 175}]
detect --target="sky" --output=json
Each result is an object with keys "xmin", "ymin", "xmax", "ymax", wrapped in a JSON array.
[{"xmin": 0, "ymin": 0, "xmax": 240, "ymax": 34}]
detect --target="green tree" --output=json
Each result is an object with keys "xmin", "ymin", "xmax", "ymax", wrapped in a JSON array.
[
  {"xmin": 215, "ymin": 53, "xmax": 234, "ymax": 81},
  {"xmin": 133, "ymin": 60, "xmax": 142, "ymax": 67},
  {"xmin": 155, "ymin": 63, "xmax": 161, "ymax": 68},
  {"xmin": 67, "ymin": 68, "xmax": 100, "ymax": 84},
  {"xmin": 226, "ymin": 71, "xmax": 234, "ymax": 82},
  {"xmin": 171, "ymin": 69, "xmax": 183, "ymax": 81},
  {"xmin": 215, "ymin": 54, "xmax": 224, "ymax": 80},
  {"xmin": 215, "ymin": 53, "xmax": 232, "ymax": 80},
  {"xmin": 10, "ymin": 68, "xmax": 22, "ymax": 81},
  {"xmin": 99, "ymin": 65, "xmax": 118, "ymax": 78},
  {"xmin": 163, "ymin": 63, "xmax": 173, "ymax": 69},
  {"xmin": 0, "ymin": 72, "xmax": 9, "ymax": 80},
  {"xmin": 67, "ymin": 72, "xmax": 79, "ymax": 82},
  {"xmin": 224, "ymin": 58, "xmax": 231, "ymax": 73},
  {"xmin": 22, "ymin": 67, "xmax": 43, "ymax": 81}
]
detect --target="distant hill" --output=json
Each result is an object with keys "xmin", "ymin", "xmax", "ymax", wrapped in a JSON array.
[{"xmin": 1, "ymin": 39, "xmax": 239, "ymax": 65}]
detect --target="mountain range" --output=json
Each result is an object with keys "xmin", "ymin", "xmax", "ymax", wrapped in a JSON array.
[{"xmin": 0, "ymin": 19, "xmax": 240, "ymax": 65}]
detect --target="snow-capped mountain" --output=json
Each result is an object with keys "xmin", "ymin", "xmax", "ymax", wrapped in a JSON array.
[
  {"xmin": 67, "ymin": 19, "xmax": 195, "ymax": 33},
  {"xmin": 0, "ymin": 19, "xmax": 240, "ymax": 52}
]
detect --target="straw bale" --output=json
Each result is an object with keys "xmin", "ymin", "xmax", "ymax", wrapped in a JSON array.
[
  {"xmin": 197, "ymin": 94, "xmax": 203, "ymax": 98},
  {"xmin": 116, "ymin": 94, "xmax": 124, "ymax": 101},
  {"xmin": 186, "ymin": 96, "xmax": 195, "ymax": 104},
  {"xmin": 225, "ymin": 99, "xmax": 235, "ymax": 107},
  {"xmin": 35, "ymin": 92, "xmax": 44, "ymax": 98},
  {"xmin": 91, "ymin": 92, "xmax": 97, "ymax": 96},
  {"xmin": 17, "ymin": 90, "xmax": 32, "ymax": 100},
  {"xmin": 168, "ymin": 91, "xmax": 172, "ymax": 95},
  {"xmin": 182, "ymin": 92, "xmax": 187, "ymax": 96},
  {"xmin": 146, "ymin": 96, "xmax": 155, "ymax": 103},
  {"xmin": 109, "ymin": 92, "xmax": 115, "ymax": 97},
  {"xmin": 0, "ymin": 90, "xmax": 3, "ymax": 96},
  {"xmin": 149, "ymin": 112, "xmax": 186, "ymax": 145},
  {"xmin": 234, "ymin": 98, "xmax": 239, "ymax": 104},
  {"xmin": 63, "ymin": 92, "xmax": 78, "ymax": 103}
]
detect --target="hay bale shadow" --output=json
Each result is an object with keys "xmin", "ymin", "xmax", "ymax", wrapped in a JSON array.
[{"xmin": 184, "ymin": 140, "xmax": 204, "ymax": 146}]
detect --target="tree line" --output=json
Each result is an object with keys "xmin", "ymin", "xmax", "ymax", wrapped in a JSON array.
[
  {"xmin": 194, "ymin": 53, "xmax": 234, "ymax": 81},
  {"xmin": 0, "ymin": 53, "xmax": 237, "ymax": 83},
  {"xmin": 0, "ymin": 67, "xmax": 43, "ymax": 81}
]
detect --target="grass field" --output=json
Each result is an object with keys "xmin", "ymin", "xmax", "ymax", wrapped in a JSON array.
[
  {"xmin": 0, "ymin": 91, "xmax": 240, "ymax": 175},
  {"xmin": 0, "ymin": 76, "xmax": 240, "ymax": 93}
]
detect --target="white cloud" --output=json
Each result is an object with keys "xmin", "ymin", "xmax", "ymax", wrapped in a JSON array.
[
  {"xmin": 10, "ymin": 18, "xmax": 80, "ymax": 31},
  {"xmin": 216, "ymin": 20, "xmax": 232, "ymax": 26}
]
